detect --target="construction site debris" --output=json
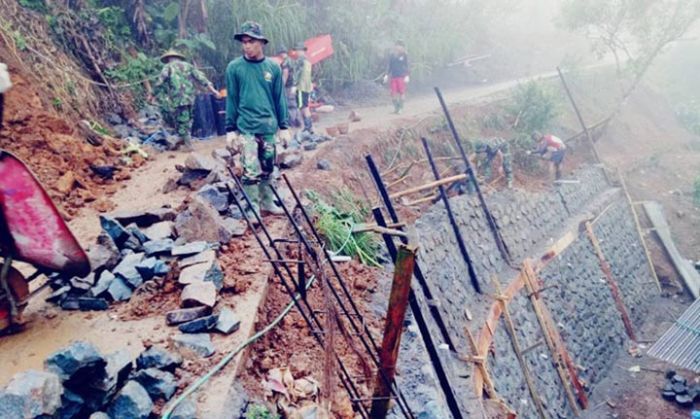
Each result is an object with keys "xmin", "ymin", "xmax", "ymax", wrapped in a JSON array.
[
  {"xmin": 180, "ymin": 281, "xmax": 217, "ymax": 308},
  {"xmin": 165, "ymin": 306, "xmax": 213, "ymax": 326},
  {"xmin": 171, "ymin": 333, "xmax": 216, "ymax": 358},
  {"xmin": 106, "ymin": 380, "xmax": 153, "ymax": 419},
  {"xmin": 215, "ymin": 308, "xmax": 241, "ymax": 334},
  {"xmin": 136, "ymin": 346, "xmax": 183, "ymax": 372},
  {"xmin": 1, "ymin": 370, "xmax": 62, "ymax": 418},
  {"xmin": 132, "ymin": 368, "xmax": 177, "ymax": 400},
  {"xmin": 178, "ymin": 314, "xmax": 218, "ymax": 334}
]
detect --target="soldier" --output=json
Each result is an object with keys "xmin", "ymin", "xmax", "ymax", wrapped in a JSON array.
[
  {"xmin": 473, "ymin": 137, "xmax": 514, "ymax": 188},
  {"xmin": 291, "ymin": 43, "xmax": 314, "ymax": 133},
  {"xmin": 530, "ymin": 131, "xmax": 567, "ymax": 180},
  {"xmin": 225, "ymin": 21, "xmax": 291, "ymax": 219},
  {"xmin": 384, "ymin": 40, "xmax": 410, "ymax": 114},
  {"xmin": 154, "ymin": 50, "xmax": 219, "ymax": 151}
]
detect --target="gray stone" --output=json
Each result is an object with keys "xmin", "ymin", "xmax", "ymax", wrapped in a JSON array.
[
  {"xmin": 166, "ymin": 306, "xmax": 213, "ymax": 326},
  {"xmin": 45, "ymin": 341, "xmax": 106, "ymax": 381},
  {"xmin": 100, "ymin": 216, "xmax": 131, "ymax": 247},
  {"xmin": 110, "ymin": 207, "xmax": 177, "ymax": 227},
  {"xmin": 198, "ymin": 184, "xmax": 229, "ymax": 212},
  {"xmin": 0, "ymin": 392, "xmax": 25, "ymax": 418},
  {"xmin": 90, "ymin": 271, "xmax": 116, "ymax": 298},
  {"xmin": 126, "ymin": 224, "xmax": 148, "ymax": 245},
  {"xmin": 143, "ymin": 221, "xmax": 174, "ymax": 241},
  {"xmin": 61, "ymin": 297, "xmax": 81, "ymax": 311},
  {"xmin": 279, "ymin": 150, "xmax": 303, "ymax": 169},
  {"xmin": 87, "ymin": 232, "xmax": 121, "ymax": 271},
  {"xmin": 303, "ymin": 142, "xmax": 317, "ymax": 151},
  {"xmin": 143, "ymin": 238, "xmax": 174, "ymax": 256},
  {"xmin": 107, "ymin": 277, "xmax": 133, "ymax": 301},
  {"xmin": 221, "ymin": 217, "xmax": 246, "ymax": 238},
  {"xmin": 215, "ymin": 308, "xmax": 240, "ymax": 334},
  {"xmin": 172, "ymin": 333, "xmax": 216, "ymax": 358},
  {"xmin": 106, "ymin": 381, "xmax": 153, "ymax": 419},
  {"xmin": 178, "ymin": 250, "xmax": 217, "ymax": 269},
  {"xmin": 185, "ymin": 153, "xmax": 217, "ymax": 171},
  {"xmin": 132, "ymin": 368, "xmax": 177, "ymax": 400},
  {"xmin": 178, "ymin": 260, "xmax": 224, "ymax": 290},
  {"xmin": 172, "ymin": 241, "xmax": 209, "ymax": 257},
  {"xmin": 175, "ymin": 198, "xmax": 236, "ymax": 244},
  {"xmin": 136, "ymin": 346, "xmax": 183, "ymax": 371},
  {"xmin": 676, "ymin": 393, "xmax": 693, "ymax": 406},
  {"xmin": 178, "ymin": 314, "xmax": 218, "ymax": 333},
  {"xmin": 70, "ymin": 275, "xmax": 93, "ymax": 292},
  {"xmin": 89, "ymin": 349, "xmax": 133, "ymax": 393},
  {"xmin": 154, "ymin": 260, "xmax": 170, "ymax": 276},
  {"xmin": 181, "ymin": 281, "xmax": 217, "ymax": 308},
  {"xmin": 316, "ymin": 159, "xmax": 331, "ymax": 170},
  {"xmin": 135, "ymin": 257, "xmax": 158, "ymax": 280},
  {"xmin": 78, "ymin": 297, "xmax": 109, "ymax": 311},
  {"xmin": 57, "ymin": 388, "xmax": 84, "ymax": 419},
  {"xmin": 3, "ymin": 370, "xmax": 62, "ymax": 418},
  {"xmin": 112, "ymin": 252, "xmax": 145, "ymax": 288},
  {"xmin": 89, "ymin": 413, "xmax": 110, "ymax": 419},
  {"xmin": 46, "ymin": 286, "xmax": 71, "ymax": 304},
  {"xmin": 170, "ymin": 397, "xmax": 197, "ymax": 419}
]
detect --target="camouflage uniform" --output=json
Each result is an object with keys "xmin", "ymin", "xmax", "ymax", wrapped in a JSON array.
[
  {"xmin": 240, "ymin": 133, "xmax": 276, "ymax": 184},
  {"xmin": 155, "ymin": 60, "xmax": 213, "ymax": 147},
  {"xmin": 472, "ymin": 137, "xmax": 513, "ymax": 187}
]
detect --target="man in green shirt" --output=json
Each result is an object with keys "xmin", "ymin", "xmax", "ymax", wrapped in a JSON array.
[
  {"xmin": 225, "ymin": 21, "xmax": 291, "ymax": 218},
  {"xmin": 292, "ymin": 43, "xmax": 314, "ymax": 133},
  {"xmin": 154, "ymin": 50, "xmax": 219, "ymax": 151}
]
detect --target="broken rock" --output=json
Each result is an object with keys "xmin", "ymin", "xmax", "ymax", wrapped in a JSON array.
[
  {"xmin": 78, "ymin": 297, "xmax": 109, "ymax": 311},
  {"xmin": 178, "ymin": 249, "xmax": 217, "ymax": 269},
  {"xmin": 279, "ymin": 150, "xmax": 303, "ymax": 169},
  {"xmin": 143, "ymin": 238, "xmax": 174, "ymax": 256},
  {"xmin": 106, "ymin": 381, "xmax": 153, "ymax": 419},
  {"xmin": 178, "ymin": 260, "xmax": 224, "ymax": 290},
  {"xmin": 136, "ymin": 346, "xmax": 183, "ymax": 372},
  {"xmin": 165, "ymin": 306, "xmax": 213, "ymax": 326},
  {"xmin": 215, "ymin": 308, "xmax": 241, "ymax": 335},
  {"xmin": 4, "ymin": 370, "xmax": 63, "ymax": 418},
  {"xmin": 99, "ymin": 216, "xmax": 132, "ymax": 248},
  {"xmin": 45, "ymin": 341, "xmax": 106, "ymax": 382},
  {"xmin": 185, "ymin": 153, "xmax": 217, "ymax": 172},
  {"xmin": 178, "ymin": 314, "xmax": 218, "ymax": 333},
  {"xmin": 111, "ymin": 207, "xmax": 177, "ymax": 227},
  {"xmin": 135, "ymin": 257, "xmax": 158, "ymax": 281},
  {"xmin": 172, "ymin": 241, "xmax": 209, "ymax": 257},
  {"xmin": 112, "ymin": 252, "xmax": 145, "ymax": 288},
  {"xmin": 132, "ymin": 368, "xmax": 177, "ymax": 400},
  {"xmin": 87, "ymin": 233, "xmax": 121, "ymax": 272},
  {"xmin": 197, "ymin": 184, "xmax": 229, "ymax": 212},
  {"xmin": 175, "ymin": 198, "xmax": 236, "ymax": 244},
  {"xmin": 181, "ymin": 281, "xmax": 217, "ymax": 308},
  {"xmin": 172, "ymin": 333, "xmax": 216, "ymax": 358},
  {"xmin": 143, "ymin": 221, "xmax": 174, "ymax": 241},
  {"xmin": 107, "ymin": 277, "xmax": 133, "ymax": 302}
]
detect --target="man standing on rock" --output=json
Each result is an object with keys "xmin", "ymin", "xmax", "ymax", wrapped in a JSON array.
[
  {"xmin": 292, "ymin": 43, "xmax": 314, "ymax": 133},
  {"xmin": 155, "ymin": 50, "xmax": 219, "ymax": 151},
  {"xmin": 384, "ymin": 40, "xmax": 410, "ymax": 114},
  {"xmin": 225, "ymin": 21, "xmax": 291, "ymax": 219},
  {"xmin": 530, "ymin": 131, "xmax": 567, "ymax": 180}
]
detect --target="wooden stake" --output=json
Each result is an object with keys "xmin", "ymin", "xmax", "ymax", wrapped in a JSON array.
[
  {"xmin": 464, "ymin": 327, "xmax": 498, "ymax": 398},
  {"xmin": 389, "ymin": 174, "xmax": 467, "ymax": 200},
  {"xmin": 522, "ymin": 261, "xmax": 583, "ymax": 415},
  {"xmin": 491, "ymin": 277, "xmax": 547, "ymax": 419},
  {"xmin": 584, "ymin": 222, "xmax": 637, "ymax": 341},
  {"xmin": 618, "ymin": 171, "xmax": 661, "ymax": 292},
  {"xmin": 403, "ymin": 194, "xmax": 439, "ymax": 207},
  {"xmin": 370, "ymin": 244, "xmax": 416, "ymax": 419}
]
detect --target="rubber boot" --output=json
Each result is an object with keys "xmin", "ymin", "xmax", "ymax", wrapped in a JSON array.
[
  {"xmin": 303, "ymin": 116, "xmax": 314, "ymax": 134},
  {"xmin": 242, "ymin": 183, "xmax": 261, "ymax": 224},
  {"xmin": 259, "ymin": 179, "xmax": 284, "ymax": 216},
  {"xmin": 392, "ymin": 98, "xmax": 400, "ymax": 114},
  {"xmin": 397, "ymin": 97, "xmax": 404, "ymax": 114},
  {"xmin": 181, "ymin": 135, "xmax": 194, "ymax": 152}
]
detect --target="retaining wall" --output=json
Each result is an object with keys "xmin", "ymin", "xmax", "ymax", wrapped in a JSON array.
[{"xmin": 405, "ymin": 165, "xmax": 658, "ymax": 417}]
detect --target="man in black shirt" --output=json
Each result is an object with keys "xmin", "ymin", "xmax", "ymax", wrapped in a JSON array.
[{"xmin": 385, "ymin": 40, "xmax": 410, "ymax": 114}]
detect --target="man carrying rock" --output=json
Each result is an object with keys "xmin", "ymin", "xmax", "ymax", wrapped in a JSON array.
[
  {"xmin": 530, "ymin": 131, "xmax": 567, "ymax": 180},
  {"xmin": 384, "ymin": 40, "xmax": 410, "ymax": 114},
  {"xmin": 225, "ymin": 21, "xmax": 291, "ymax": 219},
  {"xmin": 292, "ymin": 42, "xmax": 314, "ymax": 133},
  {"xmin": 473, "ymin": 137, "xmax": 514, "ymax": 188},
  {"xmin": 154, "ymin": 50, "xmax": 219, "ymax": 151}
]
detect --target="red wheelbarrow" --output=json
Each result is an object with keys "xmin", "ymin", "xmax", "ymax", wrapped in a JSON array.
[{"xmin": 0, "ymin": 150, "xmax": 90, "ymax": 333}]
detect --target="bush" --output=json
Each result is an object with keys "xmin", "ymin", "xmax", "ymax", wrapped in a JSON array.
[
  {"xmin": 106, "ymin": 53, "xmax": 161, "ymax": 108},
  {"xmin": 507, "ymin": 81, "xmax": 561, "ymax": 134}
]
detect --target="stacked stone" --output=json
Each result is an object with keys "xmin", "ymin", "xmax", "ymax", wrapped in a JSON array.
[
  {"xmin": 661, "ymin": 372, "xmax": 700, "ymax": 407},
  {"xmin": 557, "ymin": 166, "xmax": 609, "ymax": 214},
  {"xmin": 0, "ymin": 341, "xmax": 195, "ymax": 419}
]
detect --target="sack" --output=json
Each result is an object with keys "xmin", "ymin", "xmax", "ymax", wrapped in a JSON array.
[{"xmin": 0, "ymin": 63, "xmax": 12, "ymax": 94}]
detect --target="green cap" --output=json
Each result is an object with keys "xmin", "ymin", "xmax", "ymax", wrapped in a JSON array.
[{"xmin": 234, "ymin": 21, "xmax": 269, "ymax": 44}]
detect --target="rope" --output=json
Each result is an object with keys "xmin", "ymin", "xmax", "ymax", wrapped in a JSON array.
[{"xmin": 161, "ymin": 275, "xmax": 316, "ymax": 419}]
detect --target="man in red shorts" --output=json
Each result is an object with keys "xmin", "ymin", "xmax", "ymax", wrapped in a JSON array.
[
  {"xmin": 531, "ymin": 131, "xmax": 567, "ymax": 180},
  {"xmin": 384, "ymin": 40, "xmax": 409, "ymax": 114}
]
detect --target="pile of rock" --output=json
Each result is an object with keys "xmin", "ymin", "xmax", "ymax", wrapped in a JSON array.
[
  {"xmin": 278, "ymin": 131, "xmax": 334, "ymax": 170},
  {"xmin": 661, "ymin": 371, "xmax": 700, "ymax": 407},
  {"xmin": 0, "ymin": 341, "xmax": 195, "ymax": 419},
  {"xmin": 107, "ymin": 106, "xmax": 182, "ymax": 151},
  {"xmin": 46, "ymin": 202, "xmax": 244, "ymax": 310}
]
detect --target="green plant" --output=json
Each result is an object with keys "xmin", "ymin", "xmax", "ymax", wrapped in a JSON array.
[
  {"xmin": 51, "ymin": 97, "xmax": 63, "ymax": 110},
  {"xmin": 96, "ymin": 6, "xmax": 132, "ymax": 45},
  {"xmin": 19, "ymin": 0, "xmax": 48, "ymax": 13},
  {"xmin": 306, "ymin": 189, "xmax": 381, "ymax": 267},
  {"xmin": 244, "ymin": 404, "xmax": 279, "ymax": 419},
  {"xmin": 507, "ymin": 81, "xmax": 561, "ymax": 134},
  {"xmin": 12, "ymin": 31, "xmax": 27, "ymax": 51},
  {"xmin": 106, "ymin": 52, "xmax": 160, "ymax": 107},
  {"xmin": 88, "ymin": 121, "xmax": 111, "ymax": 136}
]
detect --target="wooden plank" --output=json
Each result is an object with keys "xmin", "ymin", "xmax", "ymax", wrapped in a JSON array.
[
  {"xmin": 491, "ymin": 278, "xmax": 547, "ymax": 419},
  {"xmin": 522, "ymin": 260, "xmax": 583, "ymax": 415},
  {"xmin": 643, "ymin": 201, "xmax": 700, "ymax": 298},
  {"xmin": 389, "ymin": 174, "xmax": 467, "ymax": 200},
  {"xmin": 584, "ymin": 222, "xmax": 637, "ymax": 341},
  {"xmin": 370, "ymin": 244, "xmax": 416, "ymax": 418}
]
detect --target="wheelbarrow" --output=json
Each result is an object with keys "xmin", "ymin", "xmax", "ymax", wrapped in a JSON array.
[{"xmin": 0, "ymin": 150, "xmax": 90, "ymax": 334}]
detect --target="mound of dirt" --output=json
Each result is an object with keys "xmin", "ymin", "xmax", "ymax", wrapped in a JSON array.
[{"xmin": 0, "ymin": 71, "xmax": 126, "ymax": 216}]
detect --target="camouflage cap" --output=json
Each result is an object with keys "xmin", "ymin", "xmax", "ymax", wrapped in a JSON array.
[
  {"xmin": 160, "ymin": 49, "xmax": 186, "ymax": 63},
  {"xmin": 234, "ymin": 21, "xmax": 269, "ymax": 44}
]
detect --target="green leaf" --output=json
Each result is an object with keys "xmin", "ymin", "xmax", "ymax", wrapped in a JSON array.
[{"xmin": 162, "ymin": 2, "xmax": 180, "ymax": 24}]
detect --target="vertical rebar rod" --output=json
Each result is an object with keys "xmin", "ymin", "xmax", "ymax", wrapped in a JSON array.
[
  {"xmin": 366, "ymin": 154, "xmax": 457, "ymax": 350},
  {"xmin": 434, "ymin": 87, "xmax": 512, "ymax": 265},
  {"xmin": 422, "ymin": 137, "xmax": 481, "ymax": 293}
]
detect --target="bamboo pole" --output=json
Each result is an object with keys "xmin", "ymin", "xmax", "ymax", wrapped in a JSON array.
[
  {"xmin": 463, "ymin": 327, "xmax": 498, "ymax": 398},
  {"xmin": 389, "ymin": 174, "xmax": 468, "ymax": 200},
  {"xmin": 618, "ymin": 171, "xmax": 661, "ymax": 292},
  {"xmin": 521, "ymin": 261, "xmax": 582, "ymax": 415},
  {"xmin": 370, "ymin": 244, "xmax": 417, "ymax": 418},
  {"xmin": 584, "ymin": 222, "xmax": 637, "ymax": 341},
  {"xmin": 491, "ymin": 277, "xmax": 547, "ymax": 419}
]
